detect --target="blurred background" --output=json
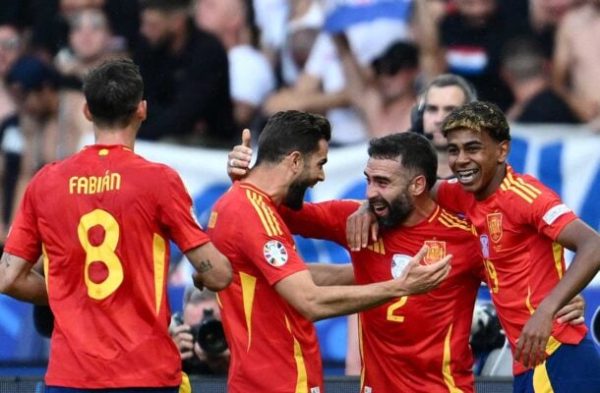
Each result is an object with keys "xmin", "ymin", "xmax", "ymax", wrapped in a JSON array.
[{"xmin": 1, "ymin": 0, "xmax": 600, "ymax": 382}]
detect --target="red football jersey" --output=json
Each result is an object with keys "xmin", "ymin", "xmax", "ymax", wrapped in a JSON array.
[
  {"xmin": 207, "ymin": 182, "xmax": 323, "ymax": 393},
  {"xmin": 5, "ymin": 144, "xmax": 210, "ymax": 388},
  {"xmin": 437, "ymin": 166, "xmax": 587, "ymax": 374},
  {"xmin": 283, "ymin": 200, "xmax": 483, "ymax": 393}
]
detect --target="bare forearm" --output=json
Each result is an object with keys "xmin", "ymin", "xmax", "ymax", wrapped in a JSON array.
[
  {"xmin": 308, "ymin": 263, "xmax": 355, "ymax": 286},
  {"xmin": 0, "ymin": 254, "xmax": 48, "ymax": 305}
]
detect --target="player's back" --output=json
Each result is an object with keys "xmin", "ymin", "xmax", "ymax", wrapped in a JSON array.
[{"xmin": 23, "ymin": 144, "xmax": 182, "ymax": 388}]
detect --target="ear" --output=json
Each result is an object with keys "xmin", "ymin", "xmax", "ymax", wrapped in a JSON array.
[
  {"xmin": 288, "ymin": 151, "xmax": 304, "ymax": 173},
  {"xmin": 410, "ymin": 174, "xmax": 428, "ymax": 197},
  {"xmin": 497, "ymin": 140, "xmax": 510, "ymax": 164},
  {"xmin": 83, "ymin": 103, "xmax": 93, "ymax": 121},
  {"xmin": 136, "ymin": 100, "xmax": 147, "ymax": 121}
]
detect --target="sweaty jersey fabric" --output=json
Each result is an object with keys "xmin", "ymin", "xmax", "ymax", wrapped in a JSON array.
[
  {"xmin": 207, "ymin": 182, "xmax": 323, "ymax": 393},
  {"xmin": 437, "ymin": 166, "xmax": 587, "ymax": 374},
  {"xmin": 5, "ymin": 144, "xmax": 210, "ymax": 388},
  {"xmin": 283, "ymin": 200, "xmax": 483, "ymax": 393}
]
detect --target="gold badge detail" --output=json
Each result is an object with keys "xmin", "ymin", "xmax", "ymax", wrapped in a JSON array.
[
  {"xmin": 486, "ymin": 212, "xmax": 503, "ymax": 243},
  {"xmin": 423, "ymin": 240, "xmax": 446, "ymax": 264}
]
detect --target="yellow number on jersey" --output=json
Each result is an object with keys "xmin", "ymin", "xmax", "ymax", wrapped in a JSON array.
[
  {"xmin": 484, "ymin": 259, "xmax": 499, "ymax": 293},
  {"xmin": 386, "ymin": 296, "xmax": 408, "ymax": 323},
  {"xmin": 77, "ymin": 209, "xmax": 123, "ymax": 300}
]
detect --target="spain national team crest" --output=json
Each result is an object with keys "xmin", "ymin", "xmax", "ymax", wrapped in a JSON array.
[
  {"xmin": 423, "ymin": 240, "xmax": 446, "ymax": 264},
  {"xmin": 486, "ymin": 212, "xmax": 503, "ymax": 243},
  {"xmin": 263, "ymin": 240, "xmax": 288, "ymax": 267}
]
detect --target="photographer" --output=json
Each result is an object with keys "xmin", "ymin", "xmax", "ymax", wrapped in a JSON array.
[{"xmin": 170, "ymin": 287, "xmax": 230, "ymax": 375}]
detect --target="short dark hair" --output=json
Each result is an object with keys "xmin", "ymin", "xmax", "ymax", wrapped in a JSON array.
[
  {"xmin": 372, "ymin": 41, "xmax": 419, "ymax": 76},
  {"xmin": 255, "ymin": 110, "xmax": 331, "ymax": 165},
  {"xmin": 442, "ymin": 101, "xmax": 510, "ymax": 142},
  {"xmin": 368, "ymin": 132, "xmax": 438, "ymax": 190},
  {"xmin": 6, "ymin": 56, "xmax": 60, "ymax": 93},
  {"xmin": 83, "ymin": 58, "xmax": 144, "ymax": 128}
]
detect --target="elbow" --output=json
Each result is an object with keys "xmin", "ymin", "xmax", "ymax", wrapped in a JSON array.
[{"xmin": 293, "ymin": 294, "xmax": 324, "ymax": 322}]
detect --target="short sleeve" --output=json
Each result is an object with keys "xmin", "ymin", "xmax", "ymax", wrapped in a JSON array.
[
  {"xmin": 240, "ymin": 205, "xmax": 307, "ymax": 287},
  {"xmin": 4, "ymin": 179, "xmax": 42, "ymax": 262},
  {"xmin": 521, "ymin": 176, "xmax": 577, "ymax": 241},
  {"xmin": 157, "ymin": 167, "xmax": 210, "ymax": 252}
]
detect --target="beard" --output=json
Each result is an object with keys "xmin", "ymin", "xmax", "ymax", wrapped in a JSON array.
[
  {"xmin": 369, "ymin": 192, "xmax": 414, "ymax": 229},
  {"xmin": 284, "ymin": 178, "xmax": 311, "ymax": 210}
]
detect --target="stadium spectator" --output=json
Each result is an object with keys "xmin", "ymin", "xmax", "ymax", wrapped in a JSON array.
[
  {"xmin": 416, "ymin": 74, "xmax": 478, "ymax": 179},
  {"xmin": 437, "ymin": 0, "xmax": 530, "ymax": 110},
  {"xmin": 0, "ymin": 58, "xmax": 232, "ymax": 392},
  {"xmin": 333, "ymin": 35, "xmax": 419, "ymax": 137},
  {"xmin": 552, "ymin": 0, "xmax": 600, "ymax": 131},
  {"xmin": 437, "ymin": 101, "xmax": 600, "ymax": 391},
  {"xmin": 170, "ymin": 287, "xmax": 230, "ymax": 375},
  {"xmin": 0, "ymin": 24, "xmax": 21, "ymax": 123},
  {"xmin": 209, "ymin": 110, "xmax": 451, "ymax": 392},
  {"xmin": 4, "ymin": 56, "xmax": 62, "ymax": 230},
  {"xmin": 135, "ymin": 0, "xmax": 235, "ymax": 147},
  {"xmin": 264, "ymin": 8, "xmax": 411, "ymax": 146},
  {"xmin": 194, "ymin": 0, "xmax": 275, "ymax": 130},
  {"xmin": 528, "ymin": 0, "xmax": 583, "ymax": 60},
  {"xmin": 501, "ymin": 37, "xmax": 579, "ymax": 124},
  {"xmin": 55, "ymin": 8, "xmax": 122, "ymax": 157}
]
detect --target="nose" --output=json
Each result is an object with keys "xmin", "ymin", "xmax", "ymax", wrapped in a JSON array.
[
  {"xmin": 455, "ymin": 149, "xmax": 470, "ymax": 166},
  {"xmin": 317, "ymin": 168, "xmax": 325, "ymax": 182},
  {"xmin": 366, "ymin": 184, "xmax": 378, "ymax": 200}
]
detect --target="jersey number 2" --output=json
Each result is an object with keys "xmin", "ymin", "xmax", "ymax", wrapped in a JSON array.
[
  {"xmin": 77, "ymin": 209, "xmax": 123, "ymax": 300},
  {"xmin": 386, "ymin": 296, "xmax": 408, "ymax": 323}
]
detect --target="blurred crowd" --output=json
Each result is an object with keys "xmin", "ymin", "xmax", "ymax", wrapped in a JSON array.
[{"xmin": 0, "ymin": 0, "xmax": 599, "ymax": 245}]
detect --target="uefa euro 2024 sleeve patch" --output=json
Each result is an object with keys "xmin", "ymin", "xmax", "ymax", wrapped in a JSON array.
[
  {"xmin": 263, "ymin": 240, "xmax": 288, "ymax": 267},
  {"xmin": 391, "ymin": 254, "xmax": 412, "ymax": 279}
]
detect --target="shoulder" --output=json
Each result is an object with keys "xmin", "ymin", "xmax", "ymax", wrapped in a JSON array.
[
  {"xmin": 499, "ymin": 170, "xmax": 548, "ymax": 205},
  {"xmin": 435, "ymin": 207, "xmax": 475, "ymax": 235}
]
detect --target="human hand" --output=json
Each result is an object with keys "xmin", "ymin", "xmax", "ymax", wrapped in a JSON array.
[
  {"xmin": 555, "ymin": 294, "xmax": 585, "ymax": 325},
  {"xmin": 170, "ymin": 324, "xmax": 195, "ymax": 360},
  {"xmin": 346, "ymin": 201, "xmax": 378, "ymax": 251},
  {"xmin": 227, "ymin": 128, "xmax": 252, "ymax": 181},
  {"xmin": 397, "ymin": 245, "xmax": 451, "ymax": 296},
  {"xmin": 514, "ymin": 306, "xmax": 553, "ymax": 368}
]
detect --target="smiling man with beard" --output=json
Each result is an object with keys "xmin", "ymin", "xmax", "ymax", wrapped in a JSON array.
[{"xmin": 207, "ymin": 110, "xmax": 451, "ymax": 393}]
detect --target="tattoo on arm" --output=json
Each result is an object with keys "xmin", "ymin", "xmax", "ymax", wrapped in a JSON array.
[{"xmin": 198, "ymin": 259, "xmax": 213, "ymax": 273}]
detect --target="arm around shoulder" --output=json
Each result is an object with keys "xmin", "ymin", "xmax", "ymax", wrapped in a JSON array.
[{"xmin": 0, "ymin": 252, "xmax": 48, "ymax": 305}]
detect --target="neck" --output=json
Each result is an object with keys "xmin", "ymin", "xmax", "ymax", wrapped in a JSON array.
[
  {"xmin": 170, "ymin": 24, "xmax": 189, "ymax": 54},
  {"xmin": 512, "ymin": 77, "xmax": 546, "ymax": 104},
  {"xmin": 475, "ymin": 164, "xmax": 507, "ymax": 200},
  {"xmin": 243, "ymin": 164, "xmax": 293, "ymax": 206},
  {"xmin": 222, "ymin": 26, "xmax": 250, "ymax": 50},
  {"xmin": 403, "ymin": 196, "xmax": 436, "ymax": 227},
  {"xmin": 436, "ymin": 151, "xmax": 454, "ymax": 179},
  {"xmin": 94, "ymin": 127, "xmax": 137, "ymax": 150}
]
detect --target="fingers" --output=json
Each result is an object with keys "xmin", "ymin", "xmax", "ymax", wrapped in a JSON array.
[
  {"xmin": 370, "ymin": 222, "xmax": 379, "ymax": 243},
  {"xmin": 412, "ymin": 245, "xmax": 429, "ymax": 265},
  {"xmin": 515, "ymin": 331, "xmax": 548, "ymax": 368},
  {"xmin": 556, "ymin": 306, "xmax": 585, "ymax": 324},
  {"xmin": 241, "ymin": 128, "xmax": 251, "ymax": 147}
]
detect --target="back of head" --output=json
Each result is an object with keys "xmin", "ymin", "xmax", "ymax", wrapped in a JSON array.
[
  {"xmin": 368, "ymin": 132, "xmax": 438, "ymax": 191},
  {"xmin": 442, "ymin": 101, "xmax": 510, "ymax": 142},
  {"xmin": 501, "ymin": 37, "xmax": 545, "ymax": 82},
  {"xmin": 83, "ymin": 58, "xmax": 143, "ymax": 128},
  {"xmin": 255, "ymin": 110, "xmax": 331, "ymax": 165}
]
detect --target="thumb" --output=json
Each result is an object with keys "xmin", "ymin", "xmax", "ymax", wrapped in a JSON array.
[
  {"xmin": 241, "ymin": 128, "xmax": 252, "ymax": 148},
  {"xmin": 413, "ymin": 245, "xmax": 429, "ymax": 265}
]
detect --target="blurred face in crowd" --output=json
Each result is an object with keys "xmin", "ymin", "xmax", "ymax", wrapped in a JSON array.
[
  {"xmin": 184, "ymin": 298, "xmax": 220, "ymax": 326},
  {"xmin": 194, "ymin": 0, "xmax": 242, "ymax": 37},
  {"xmin": 376, "ymin": 68, "xmax": 416, "ymax": 104},
  {"xmin": 284, "ymin": 139, "xmax": 328, "ymax": 210},
  {"xmin": 140, "ymin": 8, "xmax": 174, "ymax": 48},
  {"xmin": 455, "ymin": 0, "xmax": 497, "ymax": 27},
  {"xmin": 423, "ymin": 86, "xmax": 468, "ymax": 150},
  {"xmin": 0, "ymin": 26, "xmax": 21, "ymax": 77},
  {"xmin": 69, "ymin": 9, "xmax": 111, "ymax": 62},
  {"xmin": 365, "ymin": 157, "xmax": 416, "ymax": 228}
]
